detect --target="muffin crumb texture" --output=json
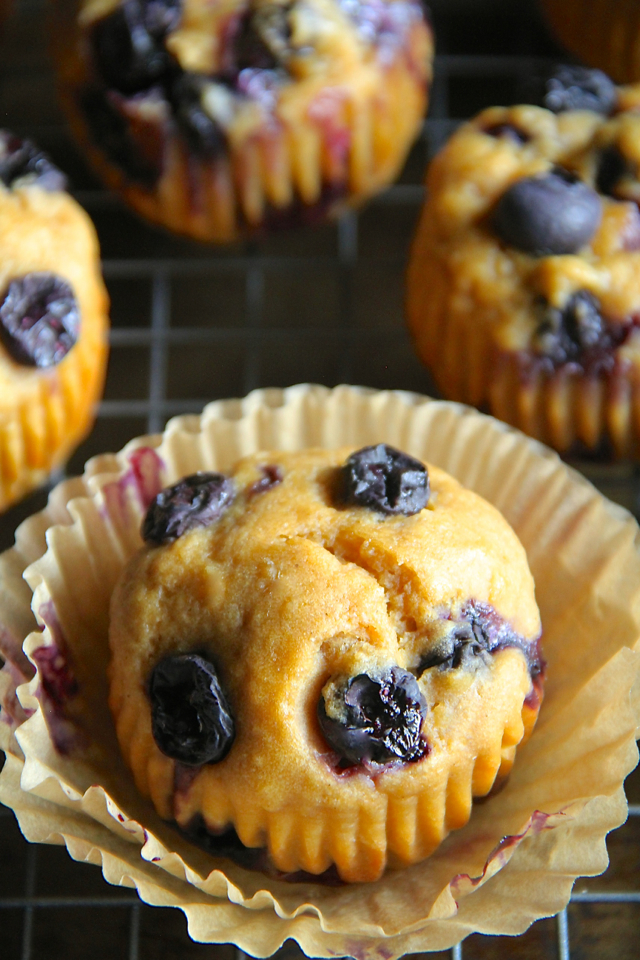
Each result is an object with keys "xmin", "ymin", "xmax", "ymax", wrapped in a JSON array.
[{"xmin": 109, "ymin": 446, "xmax": 543, "ymax": 883}]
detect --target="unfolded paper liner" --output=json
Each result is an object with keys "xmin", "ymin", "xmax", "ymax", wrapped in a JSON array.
[{"xmin": 0, "ymin": 383, "xmax": 640, "ymax": 956}]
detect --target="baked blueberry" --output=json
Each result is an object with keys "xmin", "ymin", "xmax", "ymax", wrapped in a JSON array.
[
  {"xmin": 491, "ymin": 168, "xmax": 602, "ymax": 256},
  {"xmin": 596, "ymin": 145, "xmax": 631, "ymax": 199},
  {"xmin": 342, "ymin": 444, "xmax": 429, "ymax": 515},
  {"xmin": 542, "ymin": 65, "xmax": 617, "ymax": 116},
  {"xmin": 149, "ymin": 653, "xmax": 234, "ymax": 766},
  {"xmin": 142, "ymin": 472, "xmax": 234, "ymax": 545},
  {"xmin": 231, "ymin": 5, "xmax": 291, "ymax": 73},
  {"xmin": 483, "ymin": 122, "xmax": 530, "ymax": 145},
  {"xmin": 81, "ymin": 88, "xmax": 162, "ymax": 187},
  {"xmin": 92, "ymin": 0, "xmax": 181, "ymax": 95},
  {"xmin": 0, "ymin": 132, "xmax": 67, "ymax": 192},
  {"xmin": 534, "ymin": 290, "xmax": 606, "ymax": 364},
  {"xmin": 0, "ymin": 273, "xmax": 80, "ymax": 368},
  {"xmin": 168, "ymin": 73, "xmax": 225, "ymax": 157},
  {"xmin": 318, "ymin": 666, "xmax": 428, "ymax": 765}
]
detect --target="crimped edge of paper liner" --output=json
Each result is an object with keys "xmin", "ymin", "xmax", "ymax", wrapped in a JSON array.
[{"xmin": 1, "ymin": 384, "xmax": 640, "ymax": 956}]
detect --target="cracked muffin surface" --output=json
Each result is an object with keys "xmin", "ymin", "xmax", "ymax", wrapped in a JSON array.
[
  {"xmin": 406, "ymin": 70, "xmax": 640, "ymax": 456},
  {"xmin": 55, "ymin": 0, "xmax": 432, "ymax": 241},
  {"xmin": 108, "ymin": 446, "xmax": 543, "ymax": 883}
]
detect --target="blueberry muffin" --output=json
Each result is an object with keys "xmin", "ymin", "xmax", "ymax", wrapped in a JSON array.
[
  {"xmin": 108, "ymin": 444, "xmax": 543, "ymax": 883},
  {"xmin": 407, "ymin": 67, "xmax": 640, "ymax": 456},
  {"xmin": 0, "ymin": 132, "xmax": 109, "ymax": 510},
  {"xmin": 54, "ymin": 0, "xmax": 433, "ymax": 243},
  {"xmin": 540, "ymin": 0, "xmax": 640, "ymax": 84}
]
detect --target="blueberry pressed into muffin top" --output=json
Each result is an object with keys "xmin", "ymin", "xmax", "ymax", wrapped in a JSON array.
[{"xmin": 137, "ymin": 446, "xmax": 542, "ymax": 777}]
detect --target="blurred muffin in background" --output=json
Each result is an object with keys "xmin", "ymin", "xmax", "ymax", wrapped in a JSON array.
[
  {"xmin": 54, "ymin": 0, "xmax": 433, "ymax": 243},
  {"xmin": 406, "ymin": 67, "xmax": 640, "ymax": 457},
  {"xmin": 539, "ymin": 0, "xmax": 640, "ymax": 84},
  {"xmin": 0, "ymin": 131, "xmax": 109, "ymax": 510}
]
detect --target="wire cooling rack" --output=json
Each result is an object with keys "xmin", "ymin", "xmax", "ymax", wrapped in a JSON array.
[{"xmin": 1, "ymin": 0, "xmax": 639, "ymax": 956}]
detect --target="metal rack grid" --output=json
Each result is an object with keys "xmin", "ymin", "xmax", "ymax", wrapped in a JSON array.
[{"xmin": 0, "ymin": 0, "xmax": 639, "ymax": 956}]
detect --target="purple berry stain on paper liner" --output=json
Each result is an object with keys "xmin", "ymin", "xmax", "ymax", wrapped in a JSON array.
[
  {"xmin": 0, "ymin": 660, "xmax": 35, "ymax": 728},
  {"xmin": 178, "ymin": 808, "xmax": 567, "ymax": 889},
  {"xmin": 449, "ymin": 808, "xmax": 569, "ymax": 902},
  {"xmin": 100, "ymin": 446, "xmax": 165, "ymax": 529},
  {"xmin": 126, "ymin": 446, "xmax": 165, "ymax": 508},
  {"xmin": 30, "ymin": 601, "xmax": 82, "ymax": 755},
  {"xmin": 0, "ymin": 623, "xmax": 35, "ymax": 679},
  {"xmin": 30, "ymin": 644, "xmax": 78, "ymax": 709}
]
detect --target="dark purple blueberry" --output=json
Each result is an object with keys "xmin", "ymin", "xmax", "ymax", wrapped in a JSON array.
[
  {"xmin": 542, "ymin": 65, "xmax": 617, "ymax": 116},
  {"xmin": 149, "ymin": 653, "xmax": 234, "ymax": 766},
  {"xmin": 249, "ymin": 463, "xmax": 283, "ymax": 496},
  {"xmin": 533, "ymin": 290, "xmax": 606, "ymax": 364},
  {"xmin": 483, "ymin": 122, "xmax": 530, "ymax": 145},
  {"xmin": 81, "ymin": 88, "xmax": 162, "ymax": 186},
  {"xmin": 342, "ymin": 444, "xmax": 429, "ymax": 515},
  {"xmin": 596, "ymin": 145, "xmax": 631, "ymax": 199},
  {"xmin": 231, "ymin": 6, "xmax": 291, "ymax": 73},
  {"xmin": 318, "ymin": 667, "xmax": 428, "ymax": 765},
  {"xmin": 142, "ymin": 472, "xmax": 234, "ymax": 545},
  {"xmin": 0, "ymin": 132, "xmax": 67, "ymax": 192},
  {"xmin": 491, "ymin": 168, "xmax": 602, "ymax": 256},
  {"xmin": 92, "ymin": 0, "xmax": 181, "ymax": 95},
  {"xmin": 168, "ymin": 73, "xmax": 225, "ymax": 157},
  {"xmin": 0, "ymin": 273, "xmax": 79, "ymax": 368},
  {"xmin": 420, "ymin": 620, "xmax": 491, "ymax": 672},
  {"xmin": 419, "ymin": 600, "xmax": 543, "ymax": 679}
]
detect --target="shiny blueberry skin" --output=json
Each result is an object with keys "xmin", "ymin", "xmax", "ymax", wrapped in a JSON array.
[
  {"xmin": 542, "ymin": 65, "xmax": 617, "ymax": 116},
  {"xmin": 0, "ymin": 131, "xmax": 67, "ymax": 192},
  {"xmin": 149, "ymin": 653, "xmax": 235, "ymax": 766},
  {"xmin": 492, "ymin": 168, "xmax": 602, "ymax": 256},
  {"xmin": 534, "ymin": 290, "xmax": 605, "ymax": 365},
  {"xmin": 342, "ymin": 444, "xmax": 429, "ymax": 516},
  {"xmin": 318, "ymin": 667, "xmax": 428, "ymax": 765},
  {"xmin": 142, "ymin": 472, "xmax": 234, "ymax": 545},
  {"xmin": 92, "ymin": 0, "xmax": 181, "ymax": 95},
  {"xmin": 0, "ymin": 273, "xmax": 79, "ymax": 368}
]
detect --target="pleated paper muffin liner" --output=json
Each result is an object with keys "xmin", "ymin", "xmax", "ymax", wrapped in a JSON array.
[{"xmin": 1, "ymin": 384, "xmax": 639, "ymax": 956}]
